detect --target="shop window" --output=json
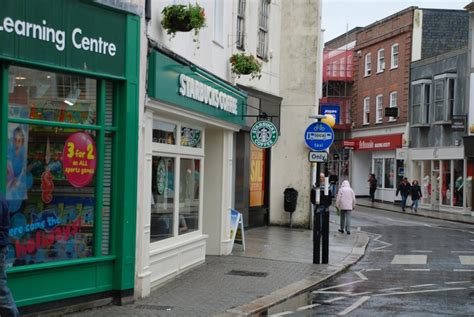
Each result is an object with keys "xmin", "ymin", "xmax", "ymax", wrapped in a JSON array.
[
  {"xmin": 374, "ymin": 159, "xmax": 383, "ymax": 188},
  {"xmin": 396, "ymin": 159, "xmax": 404, "ymax": 186},
  {"xmin": 422, "ymin": 161, "xmax": 432, "ymax": 205},
  {"xmin": 391, "ymin": 43, "xmax": 399, "ymax": 69},
  {"xmin": 181, "ymin": 127, "xmax": 202, "ymax": 148},
  {"xmin": 250, "ymin": 143, "xmax": 265, "ymax": 207},
  {"xmin": 364, "ymin": 53, "xmax": 371, "ymax": 76},
  {"xmin": 453, "ymin": 160, "xmax": 464, "ymax": 207},
  {"xmin": 363, "ymin": 97, "xmax": 370, "ymax": 125},
  {"xmin": 412, "ymin": 84, "xmax": 422, "ymax": 124},
  {"xmin": 5, "ymin": 66, "xmax": 113, "ymax": 267},
  {"xmin": 6, "ymin": 123, "xmax": 96, "ymax": 266},
  {"xmin": 384, "ymin": 158, "xmax": 395, "ymax": 189},
  {"xmin": 441, "ymin": 160, "xmax": 451, "ymax": 206},
  {"xmin": 214, "ymin": 0, "xmax": 224, "ymax": 45},
  {"xmin": 434, "ymin": 79, "xmax": 445, "ymax": 122},
  {"xmin": 467, "ymin": 160, "xmax": 473, "ymax": 209},
  {"xmin": 376, "ymin": 94, "xmax": 383, "ymax": 124},
  {"xmin": 153, "ymin": 120, "xmax": 176, "ymax": 145},
  {"xmin": 151, "ymin": 156, "xmax": 175, "ymax": 242},
  {"xmin": 179, "ymin": 158, "xmax": 200, "ymax": 234},
  {"xmin": 9, "ymin": 66, "xmax": 96, "ymax": 125}
]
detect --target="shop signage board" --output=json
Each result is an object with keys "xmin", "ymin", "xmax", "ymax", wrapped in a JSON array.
[
  {"xmin": 308, "ymin": 151, "xmax": 328, "ymax": 163},
  {"xmin": 148, "ymin": 50, "xmax": 247, "ymax": 126},
  {"xmin": 230, "ymin": 209, "xmax": 245, "ymax": 250},
  {"xmin": 452, "ymin": 115, "xmax": 466, "ymax": 131},
  {"xmin": 346, "ymin": 134, "xmax": 403, "ymax": 151},
  {"xmin": 384, "ymin": 107, "xmax": 399, "ymax": 117},
  {"xmin": 0, "ymin": 0, "xmax": 126, "ymax": 77},
  {"xmin": 250, "ymin": 120, "xmax": 279, "ymax": 148},
  {"xmin": 320, "ymin": 103, "xmax": 340, "ymax": 124},
  {"xmin": 304, "ymin": 122, "xmax": 334, "ymax": 151}
]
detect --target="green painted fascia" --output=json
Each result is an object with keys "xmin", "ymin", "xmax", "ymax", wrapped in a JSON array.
[
  {"xmin": 0, "ymin": 63, "xmax": 7, "ymax": 194},
  {"xmin": 147, "ymin": 50, "xmax": 248, "ymax": 126},
  {"xmin": 111, "ymin": 13, "xmax": 140, "ymax": 291}
]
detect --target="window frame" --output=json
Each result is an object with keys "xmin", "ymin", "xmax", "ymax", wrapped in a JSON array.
[
  {"xmin": 364, "ymin": 53, "xmax": 372, "ymax": 77},
  {"xmin": 375, "ymin": 94, "xmax": 383, "ymax": 124},
  {"xmin": 213, "ymin": 0, "xmax": 224, "ymax": 46},
  {"xmin": 391, "ymin": 43, "xmax": 399, "ymax": 69},
  {"xmin": 257, "ymin": 0, "xmax": 269, "ymax": 59},
  {"xmin": 433, "ymin": 73, "xmax": 456, "ymax": 124},
  {"xmin": 363, "ymin": 96, "xmax": 370, "ymax": 125},
  {"xmin": 377, "ymin": 48, "xmax": 385, "ymax": 73},
  {"xmin": 150, "ymin": 118, "xmax": 205, "ymax": 245},
  {"xmin": 389, "ymin": 91, "xmax": 397, "ymax": 122},
  {"xmin": 411, "ymin": 79, "xmax": 432, "ymax": 126},
  {"xmin": 236, "ymin": 0, "xmax": 246, "ymax": 50}
]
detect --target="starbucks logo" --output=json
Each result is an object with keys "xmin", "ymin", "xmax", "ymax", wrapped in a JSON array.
[{"xmin": 250, "ymin": 120, "xmax": 279, "ymax": 148}]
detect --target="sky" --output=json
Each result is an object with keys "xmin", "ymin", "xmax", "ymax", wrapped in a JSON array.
[{"xmin": 322, "ymin": 0, "xmax": 470, "ymax": 43}]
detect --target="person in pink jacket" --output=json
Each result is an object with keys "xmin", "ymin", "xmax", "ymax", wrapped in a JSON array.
[{"xmin": 336, "ymin": 180, "xmax": 356, "ymax": 235}]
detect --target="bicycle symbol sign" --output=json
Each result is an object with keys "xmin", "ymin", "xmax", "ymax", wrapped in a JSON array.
[{"xmin": 304, "ymin": 122, "xmax": 334, "ymax": 151}]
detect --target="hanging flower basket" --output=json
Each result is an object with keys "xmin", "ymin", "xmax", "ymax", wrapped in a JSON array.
[
  {"xmin": 161, "ymin": 3, "xmax": 206, "ymax": 42},
  {"xmin": 229, "ymin": 53, "xmax": 262, "ymax": 80}
]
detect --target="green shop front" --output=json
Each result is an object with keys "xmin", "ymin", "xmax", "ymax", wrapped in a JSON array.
[
  {"xmin": 0, "ymin": 0, "xmax": 140, "ymax": 312},
  {"xmin": 135, "ymin": 49, "xmax": 247, "ymax": 296}
]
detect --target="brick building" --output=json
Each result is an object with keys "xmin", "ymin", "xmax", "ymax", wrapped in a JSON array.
[{"xmin": 347, "ymin": 7, "xmax": 468, "ymax": 202}]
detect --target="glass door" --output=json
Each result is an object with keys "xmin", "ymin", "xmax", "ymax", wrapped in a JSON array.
[{"xmin": 432, "ymin": 160, "xmax": 440, "ymax": 209}]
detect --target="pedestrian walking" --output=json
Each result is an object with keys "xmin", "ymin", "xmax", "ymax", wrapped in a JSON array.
[
  {"xmin": 329, "ymin": 172, "xmax": 339, "ymax": 199},
  {"xmin": 368, "ymin": 173, "xmax": 377, "ymax": 202},
  {"xmin": 396, "ymin": 177, "xmax": 411, "ymax": 212},
  {"xmin": 0, "ymin": 194, "xmax": 20, "ymax": 317},
  {"xmin": 336, "ymin": 180, "xmax": 356, "ymax": 235},
  {"xmin": 410, "ymin": 180, "xmax": 422, "ymax": 212}
]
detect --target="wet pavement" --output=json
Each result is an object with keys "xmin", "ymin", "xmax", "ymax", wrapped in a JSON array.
[{"xmin": 265, "ymin": 205, "xmax": 474, "ymax": 316}]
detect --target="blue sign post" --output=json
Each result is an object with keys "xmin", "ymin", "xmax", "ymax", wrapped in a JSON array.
[
  {"xmin": 304, "ymin": 122, "xmax": 335, "ymax": 151},
  {"xmin": 320, "ymin": 104, "xmax": 340, "ymax": 124}
]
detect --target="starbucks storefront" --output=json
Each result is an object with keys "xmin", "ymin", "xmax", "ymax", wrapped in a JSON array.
[{"xmin": 135, "ymin": 49, "xmax": 247, "ymax": 296}]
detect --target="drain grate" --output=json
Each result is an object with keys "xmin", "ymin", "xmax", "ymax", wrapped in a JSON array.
[
  {"xmin": 226, "ymin": 270, "xmax": 268, "ymax": 277},
  {"xmin": 135, "ymin": 304, "xmax": 173, "ymax": 311}
]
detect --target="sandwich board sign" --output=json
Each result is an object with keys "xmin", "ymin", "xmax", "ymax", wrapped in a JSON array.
[{"xmin": 230, "ymin": 209, "xmax": 245, "ymax": 251}]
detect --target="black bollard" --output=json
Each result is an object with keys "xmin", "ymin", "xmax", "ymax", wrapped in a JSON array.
[
  {"xmin": 313, "ymin": 208, "xmax": 321, "ymax": 264},
  {"xmin": 322, "ymin": 208, "xmax": 329, "ymax": 264}
]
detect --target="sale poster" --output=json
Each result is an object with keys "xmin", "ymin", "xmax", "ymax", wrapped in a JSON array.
[{"xmin": 62, "ymin": 132, "xmax": 97, "ymax": 188}]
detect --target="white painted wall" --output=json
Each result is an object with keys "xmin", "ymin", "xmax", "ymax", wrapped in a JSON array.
[
  {"xmin": 412, "ymin": 9, "xmax": 423, "ymax": 62},
  {"xmin": 269, "ymin": 0, "xmax": 322, "ymax": 226},
  {"xmin": 352, "ymin": 151, "xmax": 371, "ymax": 197}
]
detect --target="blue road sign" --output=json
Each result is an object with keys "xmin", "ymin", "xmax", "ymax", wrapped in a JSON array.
[
  {"xmin": 304, "ymin": 122, "xmax": 334, "ymax": 151},
  {"xmin": 320, "ymin": 103, "xmax": 340, "ymax": 124}
]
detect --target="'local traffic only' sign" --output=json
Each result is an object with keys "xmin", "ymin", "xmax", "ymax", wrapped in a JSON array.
[
  {"xmin": 304, "ymin": 122, "xmax": 334, "ymax": 151},
  {"xmin": 308, "ymin": 151, "xmax": 328, "ymax": 163}
]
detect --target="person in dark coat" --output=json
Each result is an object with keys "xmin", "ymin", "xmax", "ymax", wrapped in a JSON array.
[
  {"xmin": 410, "ymin": 180, "xmax": 422, "ymax": 212},
  {"xmin": 396, "ymin": 177, "xmax": 412, "ymax": 212},
  {"xmin": 0, "ymin": 194, "xmax": 20, "ymax": 316},
  {"xmin": 368, "ymin": 173, "xmax": 377, "ymax": 202}
]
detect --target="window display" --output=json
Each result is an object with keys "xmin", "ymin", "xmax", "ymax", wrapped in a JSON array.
[
  {"xmin": 180, "ymin": 127, "xmax": 202, "ymax": 148},
  {"xmin": 151, "ymin": 157, "xmax": 175, "ymax": 242},
  {"xmin": 153, "ymin": 120, "xmax": 176, "ymax": 145},
  {"xmin": 453, "ymin": 160, "xmax": 464, "ymax": 207},
  {"xmin": 467, "ymin": 160, "xmax": 473, "ymax": 209},
  {"xmin": 374, "ymin": 159, "xmax": 383, "ymax": 188},
  {"xmin": 179, "ymin": 159, "xmax": 200, "ymax": 234},
  {"xmin": 441, "ymin": 160, "xmax": 451, "ymax": 206},
  {"xmin": 384, "ymin": 158, "xmax": 395, "ymax": 189},
  {"xmin": 422, "ymin": 161, "xmax": 431, "ymax": 204}
]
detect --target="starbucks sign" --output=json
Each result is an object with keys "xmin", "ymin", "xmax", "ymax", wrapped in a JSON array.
[
  {"xmin": 156, "ymin": 159, "xmax": 166, "ymax": 195},
  {"xmin": 250, "ymin": 120, "xmax": 279, "ymax": 149}
]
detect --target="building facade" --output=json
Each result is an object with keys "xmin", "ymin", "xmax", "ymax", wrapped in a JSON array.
[{"xmin": 1, "ymin": 0, "xmax": 140, "ymax": 312}]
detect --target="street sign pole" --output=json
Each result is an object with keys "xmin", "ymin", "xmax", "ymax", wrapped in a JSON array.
[{"xmin": 306, "ymin": 117, "xmax": 334, "ymax": 265}]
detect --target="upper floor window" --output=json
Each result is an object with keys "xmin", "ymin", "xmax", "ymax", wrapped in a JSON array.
[
  {"xmin": 236, "ymin": 0, "xmax": 246, "ymax": 49},
  {"xmin": 389, "ymin": 91, "xmax": 397, "ymax": 122},
  {"xmin": 411, "ymin": 79, "xmax": 432, "ymax": 125},
  {"xmin": 433, "ymin": 74, "xmax": 456, "ymax": 123},
  {"xmin": 391, "ymin": 43, "xmax": 399, "ymax": 69},
  {"xmin": 257, "ymin": 0, "xmax": 269, "ymax": 59},
  {"xmin": 377, "ymin": 49, "xmax": 385, "ymax": 73},
  {"xmin": 364, "ymin": 53, "xmax": 372, "ymax": 76},
  {"xmin": 376, "ymin": 94, "xmax": 383, "ymax": 123},
  {"xmin": 363, "ymin": 97, "xmax": 370, "ymax": 125},
  {"xmin": 214, "ymin": 0, "xmax": 224, "ymax": 45}
]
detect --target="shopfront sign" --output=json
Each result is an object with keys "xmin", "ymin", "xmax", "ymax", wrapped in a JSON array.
[
  {"xmin": 452, "ymin": 115, "xmax": 466, "ymax": 131},
  {"xmin": 250, "ymin": 120, "xmax": 279, "ymax": 148},
  {"xmin": 348, "ymin": 134, "xmax": 403, "ymax": 151},
  {"xmin": 0, "ymin": 0, "xmax": 126, "ymax": 77},
  {"xmin": 148, "ymin": 50, "xmax": 247, "ymax": 126},
  {"xmin": 62, "ymin": 132, "xmax": 97, "ymax": 188},
  {"xmin": 384, "ymin": 107, "xmax": 399, "ymax": 117},
  {"xmin": 304, "ymin": 122, "xmax": 334, "ymax": 151}
]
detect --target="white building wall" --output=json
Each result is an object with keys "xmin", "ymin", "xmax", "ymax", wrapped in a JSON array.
[{"xmin": 269, "ymin": 0, "xmax": 322, "ymax": 226}]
